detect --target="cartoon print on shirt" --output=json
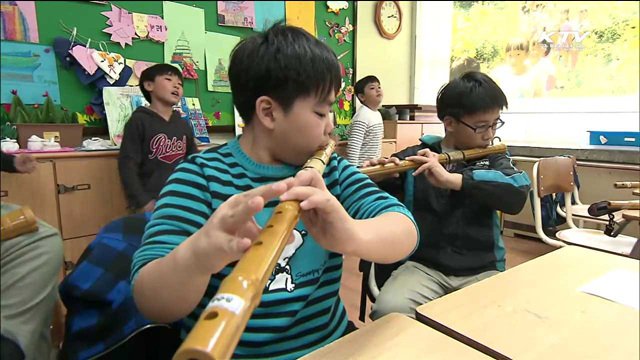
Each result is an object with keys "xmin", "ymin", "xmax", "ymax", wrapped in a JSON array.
[{"xmin": 266, "ymin": 229, "xmax": 307, "ymax": 292}]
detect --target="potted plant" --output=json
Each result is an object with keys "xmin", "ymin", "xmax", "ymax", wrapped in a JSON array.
[{"xmin": 9, "ymin": 90, "xmax": 84, "ymax": 148}]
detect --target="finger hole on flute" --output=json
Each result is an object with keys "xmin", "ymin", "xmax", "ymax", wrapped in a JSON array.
[{"xmin": 204, "ymin": 311, "xmax": 219, "ymax": 321}]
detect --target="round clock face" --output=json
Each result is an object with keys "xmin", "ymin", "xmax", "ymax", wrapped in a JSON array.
[{"xmin": 380, "ymin": 1, "xmax": 401, "ymax": 34}]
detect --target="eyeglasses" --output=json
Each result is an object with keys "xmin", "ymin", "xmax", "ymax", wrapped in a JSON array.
[{"xmin": 457, "ymin": 118, "xmax": 505, "ymax": 134}]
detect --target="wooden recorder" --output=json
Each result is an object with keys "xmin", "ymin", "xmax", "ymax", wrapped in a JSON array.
[{"xmin": 1, "ymin": 206, "xmax": 39, "ymax": 242}]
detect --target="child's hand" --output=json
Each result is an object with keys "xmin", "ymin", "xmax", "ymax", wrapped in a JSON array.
[
  {"xmin": 406, "ymin": 149, "xmax": 462, "ymax": 191},
  {"xmin": 143, "ymin": 200, "xmax": 156, "ymax": 213},
  {"xmin": 14, "ymin": 154, "xmax": 36, "ymax": 174},
  {"xmin": 361, "ymin": 157, "xmax": 400, "ymax": 182},
  {"xmin": 279, "ymin": 169, "xmax": 357, "ymax": 255},
  {"xmin": 187, "ymin": 179, "xmax": 295, "ymax": 274}
]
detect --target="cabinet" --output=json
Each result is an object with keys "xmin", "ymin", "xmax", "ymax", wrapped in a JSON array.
[
  {"xmin": 1, "ymin": 152, "xmax": 129, "ymax": 269},
  {"xmin": 1, "ymin": 160, "xmax": 60, "ymax": 230},
  {"xmin": 56, "ymin": 158, "xmax": 128, "ymax": 239},
  {"xmin": 395, "ymin": 121, "xmax": 445, "ymax": 150}
]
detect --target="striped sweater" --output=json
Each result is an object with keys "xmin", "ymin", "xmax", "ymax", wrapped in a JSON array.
[
  {"xmin": 131, "ymin": 137, "xmax": 417, "ymax": 359},
  {"xmin": 346, "ymin": 105, "xmax": 384, "ymax": 167}
]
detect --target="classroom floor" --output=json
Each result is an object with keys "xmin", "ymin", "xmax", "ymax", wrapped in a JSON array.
[{"xmin": 339, "ymin": 234, "xmax": 557, "ymax": 328}]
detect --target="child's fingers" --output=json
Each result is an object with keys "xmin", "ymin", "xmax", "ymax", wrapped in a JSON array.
[
  {"xmin": 413, "ymin": 163, "xmax": 431, "ymax": 176},
  {"xmin": 218, "ymin": 195, "xmax": 265, "ymax": 232},
  {"xmin": 279, "ymin": 186, "xmax": 320, "ymax": 203},
  {"xmin": 226, "ymin": 236, "xmax": 252, "ymax": 258},
  {"xmin": 299, "ymin": 194, "xmax": 332, "ymax": 210},
  {"xmin": 406, "ymin": 155, "xmax": 429, "ymax": 164},
  {"xmin": 292, "ymin": 169, "xmax": 327, "ymax": 190},
  {"xmin": 235, "ymin": 217, "xmax": 262, "ymax": 241}
]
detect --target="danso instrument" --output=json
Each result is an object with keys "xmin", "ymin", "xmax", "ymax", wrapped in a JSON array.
[{"xmin": 0, "ymin": 206, "xmax": 38, "ymax": 242}]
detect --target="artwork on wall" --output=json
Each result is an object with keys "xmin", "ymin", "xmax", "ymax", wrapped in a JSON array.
[
  {"xmin": 205, "ymin": 31, "xmax": 240, "ymax": 93},
  {"xmin": 1, "ymin": 42, "xmax": 61, "ymax": 104},
  {"xmin": 451, "ymin": 1, "xmax": 639, "ymax": 108},
  {"xmin": 101, "ymin": 4, "xmax": 167, "ymax": 48},
  {"xmin": 0, "ymin": 1, "xmax": 39, "ymax": 43},
  {"xmin": 103, "ymin": 86, "xmax": 143, "ymax": 146},
  {"xmin": 177, "ymin": 97, "xmax": 210, "ymax": 143},
  {"xmin": 163, "ymin": 1, "xmax": 205, "ymax": 71},
  {"xmin": 125, "ymin": 59, "xmax": 156, "ymax": 86},
  {"xmin": 326, "ymin": 1, "xmax": 349, "ymax": 16},
  {"xmin": 217, "ymin": 1, "xmax": 256, "ymax": 28},
  {"xmin": 253, "ymin": 1, "xmax": 285, "ymax": 32},
  {"xmin": 285, "ymin": 1, "xmax": 316, "ymax": 36}
]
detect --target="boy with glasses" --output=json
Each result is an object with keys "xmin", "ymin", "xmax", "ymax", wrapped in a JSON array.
[{"xmin": 364, "ymin": 71, "xmax": 531, "ymax": 320}]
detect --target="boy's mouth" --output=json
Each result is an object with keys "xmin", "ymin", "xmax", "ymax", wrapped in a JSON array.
[{"xmin": 171, "ymin": 91, "xmax": 180, "ymax": 97}]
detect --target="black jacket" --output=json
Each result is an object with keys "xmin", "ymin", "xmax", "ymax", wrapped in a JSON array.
[
  {"xmin": 380, "ymin": 135, "xmax": 531, "ymax": 276},
  {"xmin": 1, "ymin": 151, "xmax": 17, "ymax": 173},
  {"xmin": 118, "ymin": 107, "xmax": 198, "ymax": 209}
]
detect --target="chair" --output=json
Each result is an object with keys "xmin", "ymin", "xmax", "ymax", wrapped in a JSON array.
[
  {"xmin": 532, "ymin": 156, "xmax": 637, "ymax": 256},
  {"xmin": 553, "ymin": 157, "xmax": 624, "ymax": 228},
  {"xmin": 358, "ymin": 260, "xmax": 403, "ymax": 322}
]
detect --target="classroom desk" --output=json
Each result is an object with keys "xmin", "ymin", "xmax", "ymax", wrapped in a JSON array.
[
  {"xmin": 415, "ymin": 246, "xmax": 639, "ymax": 360},
  {"xmin": 301, "ymin": 313, "xmax": 490, "ymax": 360},
  {"xmin": 623, "ymin": 210, "xmax": 640, "ymax": 221}
]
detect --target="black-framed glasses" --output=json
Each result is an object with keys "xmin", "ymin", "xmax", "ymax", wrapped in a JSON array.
[{"xmin": 457, "ymin": 118, "xmax": 505, "ymax": 134}]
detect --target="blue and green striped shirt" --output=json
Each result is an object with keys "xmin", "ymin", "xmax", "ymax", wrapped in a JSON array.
[{"xmin": 131, "ymin": 137, "xmax": 417, "ymax": 359}]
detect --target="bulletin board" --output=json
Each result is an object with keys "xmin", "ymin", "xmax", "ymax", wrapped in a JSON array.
[{"xmin": 27, "ymin": 1, "xmax": 355, "ymax": 128}]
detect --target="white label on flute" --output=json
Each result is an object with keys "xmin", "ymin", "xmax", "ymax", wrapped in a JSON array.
[{"xmin": 205, "ymin": 293, "xmax": 245, "ymax": 314}]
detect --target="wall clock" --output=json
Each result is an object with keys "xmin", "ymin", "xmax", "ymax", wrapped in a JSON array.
[{"xmin": 375, "ymin": 1, "xmax": 402, "ymax": 40}]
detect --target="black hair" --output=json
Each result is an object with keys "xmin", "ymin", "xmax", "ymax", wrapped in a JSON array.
[
  {"xmin": 354, "ymin": 75, "xmax": 380, "ymax": 102},
  {"xmin": 229, "ymin": 22, "xmax": 341, "ymax": 125},
  {"xmin": 505, "ymin": 39, "xmax": 529, "ymax": 53},
  {"xmin": 436, "ymin": 71, "xmax": 508, "ymax": 121},
  {"xmin": 450, "ymin": 56, "xmax": 481, "ymax": 79},
  {"xmin": 138, "ymin": 63, "xmax": 183, "ymax": 103}
]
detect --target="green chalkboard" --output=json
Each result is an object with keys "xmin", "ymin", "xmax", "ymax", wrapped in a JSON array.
[{"xmin": 29, "ymin": 1, "xmax": 354, "ymax": 128}]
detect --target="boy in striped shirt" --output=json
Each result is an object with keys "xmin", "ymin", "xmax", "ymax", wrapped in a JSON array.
[
  {"xmin": 346, "ymin": 76, "xmax": 384, "ymax": 167},
  {"xmin": 131, "ymin": 24, "xmax": 419, "ymax": 359}
]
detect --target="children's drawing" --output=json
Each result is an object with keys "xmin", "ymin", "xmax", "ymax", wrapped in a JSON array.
[
  {"xmin": 0, "ymin": 1, "xmax": 39, "ymax": 43},
  {"xmin": 103, "ymin": 86, "xmax": 144, "ymax": 146},
  {"xmin": 205, "ymin": 32, "xmax": 240, "ymax": 93},
  {"xmin": 217, "ymin": 1, "xmax": 256, "ymax": 28},
  {"xmin": 253, "ymin": 1, "xmax": 284, "ymax": 32},
  {"xmin": 163, "ymin": 2, "xmax": 205, "ymax": 70},
  {"xmin": 1, "ymin": 42, "xmax": 60, "ymax": 104}
]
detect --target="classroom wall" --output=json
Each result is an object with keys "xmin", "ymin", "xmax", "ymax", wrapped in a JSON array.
[
  {"xmin": 23, "ymin": 1, "xmax": 355, "ymax": 128},
  {"xmin": 414, "ymin": 1, "xmax": 640, "ymax": 149},
  {"xmin": 355, "ymin": 1, "xmax": 415, "ymax": 108}
]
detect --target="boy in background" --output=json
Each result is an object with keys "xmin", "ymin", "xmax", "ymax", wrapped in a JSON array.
[
  {"xmin": 346, "ymin": 76, "xmax": 384, "ymax": 167},
  {"xmin": 366, "ymin": 72, "xmax": 531, "ymax": 320},
  {"xmin": 118, "ymin": 64, "xmax": 198, "ymax": 213}
]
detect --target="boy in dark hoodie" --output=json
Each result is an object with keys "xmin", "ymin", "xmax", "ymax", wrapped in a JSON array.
[
  {"xmin": 366, "ymin": 71, "xmax": 531, "ymax": 320},
  {"xmin": 118, "ymin": 64, "xmax": 198, "ymax": 212}
]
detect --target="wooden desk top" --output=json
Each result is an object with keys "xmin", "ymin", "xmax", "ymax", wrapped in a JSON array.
[
  {"xmin": 301, "ymin": 313, "xmax": 489, "ymax": 360},
  {"xmin": 622, "ymin": 210, "xmax": 640, "ymax": 221},
  {"xmin": 416, "ymin": 246, "xmax": 640, "ymax": 360}
]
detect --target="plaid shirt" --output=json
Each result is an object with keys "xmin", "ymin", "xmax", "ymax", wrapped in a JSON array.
[{"xmin": 59, "ymin": 213, "xmax": 179, "ymax": 359}]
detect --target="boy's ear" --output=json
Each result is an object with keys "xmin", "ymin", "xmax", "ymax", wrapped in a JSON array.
[
  {"xmin": 255, "ymin": 96, "xmax": 278, "ymax": 130},
  {"xmin": 357, "ymin": 93, "xmax": 365, "ymax": 103},
  {"xmin": 142, "ymin": 80, "xmax": 154, "ymax": 92},
  {"xmin": 443, "ymin": 116, "xmax": 456, "ymax": 133}
]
